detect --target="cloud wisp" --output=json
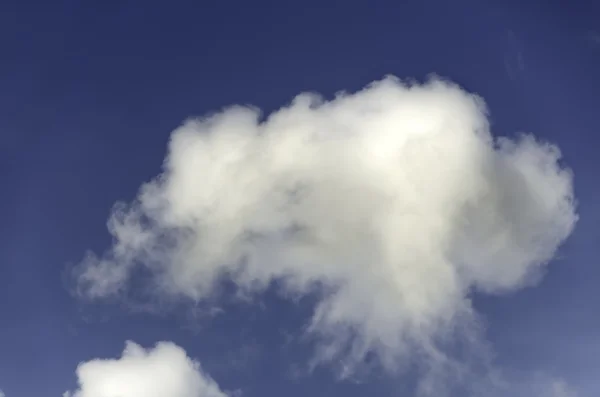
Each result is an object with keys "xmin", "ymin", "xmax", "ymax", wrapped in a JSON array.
[
  {"xmin": 64, "ymin": 341, "xmax": 227, "ymax": 397},
  {"xmin": 73, "ymin": 76, "xmax": 577, "ymax": 391}
]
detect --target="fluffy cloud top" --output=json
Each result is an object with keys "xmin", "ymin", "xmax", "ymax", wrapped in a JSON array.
[
  {"xmin": 64, "ymin": 341, "xmax": 227, "ymax": 397},
  {"xmin": 74, "ymin": 76, "xmax": 577, "ymax": 377}
]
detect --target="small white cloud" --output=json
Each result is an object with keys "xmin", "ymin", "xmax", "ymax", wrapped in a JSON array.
[
  {"xmin": 525, "ymin": 376, "xmax": 579, "ymax": 397},
  {"xmin": 548, "ymin": 379, "xmax": 578, "ymax": 397},
  {"xmin": 483, "ymin": 371, "xmax": 580, "ymax": 397},
  {"xmin": 0, "ymin": 388, "xmax": 5, "ymax": 397},
  {"xmin": 64, "ymin": 341, "xmax": 227, "ymax": 397}
]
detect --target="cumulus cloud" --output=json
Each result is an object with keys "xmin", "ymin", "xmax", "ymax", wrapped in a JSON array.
[
  {"xmin": 64, "ymin": 341, "xmax": 227, "ymax": 397},
  {"xmin": 0, "ymin": 388, "xmax": 5, "ymax": 397},
  {"xmin": 73, "ymin": 76, "xmax": 576, "ymax": 388}
]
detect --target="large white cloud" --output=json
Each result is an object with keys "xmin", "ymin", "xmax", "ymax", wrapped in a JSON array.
[
  {"xmin": 73, "ymin": 76, "xmax": 577, "ymax": 385},
  {"xmin": 64, "ymin": 341, "xmax": 227, "ymax": 397}
]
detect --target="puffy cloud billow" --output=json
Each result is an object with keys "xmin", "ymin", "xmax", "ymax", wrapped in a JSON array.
[
  {"xmin": 73, "ymin": 76, "xmax": 577, "ymax": 386},
  {"xmin": 64, "ymin": 341, "xmax": 227, "ymax": 397}
]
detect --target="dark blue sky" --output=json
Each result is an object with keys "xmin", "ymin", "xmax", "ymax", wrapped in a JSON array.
[{"xmin": 1, "ymin": 1, "xmax": 599, "ymax": 396}]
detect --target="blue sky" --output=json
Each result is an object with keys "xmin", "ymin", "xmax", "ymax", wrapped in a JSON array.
[{"xmin": 1, "ymin": 1, "xmax": 599, "ymax": 396}]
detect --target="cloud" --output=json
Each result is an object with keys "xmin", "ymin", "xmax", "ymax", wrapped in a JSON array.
[
  {"xmin": 0, "ymin": 388, "xmax": 4, "ymax": 397},
  {"xmin": 64, "ymin": 341, "xmax": 227, "ymax": 397},
  {"xmin": 73, "ymin": 76, "xmax": 577, "ymax": 390},
  {"xmin": 549, "ymin": 379, "xmax": 579, "ymax": 397},
  {"xmin": 504, "ymin": 31, "xmax": 525, "ymax": 81},
  {"xmin": 502, "ymin": 374, "xmax": 580, "ymax": 397}
]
